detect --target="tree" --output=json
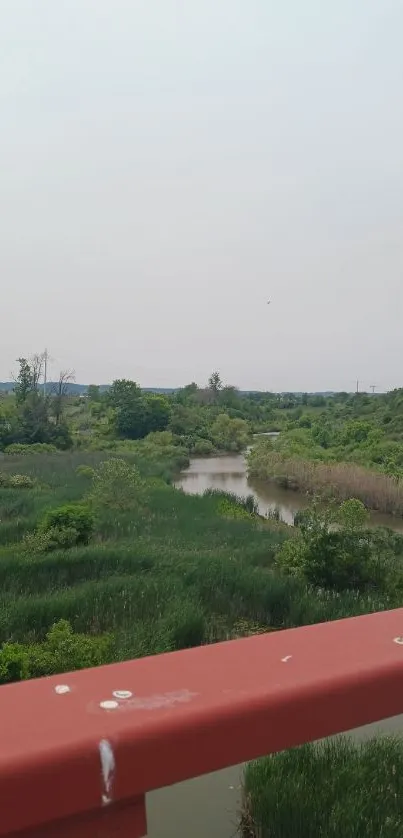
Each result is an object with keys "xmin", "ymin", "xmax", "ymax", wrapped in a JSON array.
[
  {"xmin": 211, "ymin": 413, "xmax": 249, "ymax": 452},
  {"xmin": 219, "ymin": 386, "xmax": 241, "ymax": 409},
  {"xmin": 208, "ymin": 371, "xmax": 223, "ymax": 401},
  {"xmin": 14, "ymin": 358, "xmax": 34, "ymax": 405},
  {"xmin": 176, "ymin": 382, "xmax": 199, "ymax": 404},
  {"xmin": 142, "ymin": 394, "xmax": 171, "ymax": 434},
  {"xmin": 52, "ymin": 370, "xmax": 75, "ymax": 424},
  {"xmin": 87, "ymin": 384, "xmax": 101, "ymax": 402},
  {"xmin": 5, "ymin": 354, "xmax": 73, "ymax": 450},
  {"xmin": 30, "ymin": 352, "xmax": 47, "ymax": 391},
  {"xmin": 108, "ymin": 379, "xmax": 141, "ymax": 408},
  {"xmin": 108, "ymin": 380, "xmax": 170, "ymax": 440}
]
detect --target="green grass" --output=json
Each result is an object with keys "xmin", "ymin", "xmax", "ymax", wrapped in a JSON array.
[
  {"xmin": 242, "ymin": 736, "xmax": 403, "ymax": 837},
  {"xmin": 0, "ymin": 449, "xmax": 398, "ymax": 657}
]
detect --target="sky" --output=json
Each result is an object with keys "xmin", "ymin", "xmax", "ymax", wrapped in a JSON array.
[{"xmin": 1, "ymin": 0, "xmax": 402, "ymax": 392}]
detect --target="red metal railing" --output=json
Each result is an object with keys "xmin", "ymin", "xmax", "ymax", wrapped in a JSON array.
[{"xmin": 3, "ymin": 608, "xmax": 403, "ymax": 837}]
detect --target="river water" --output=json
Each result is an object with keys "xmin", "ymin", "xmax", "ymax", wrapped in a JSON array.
[
  {"xmin": 146, "ymin": 452, "xmax": 403, "ymax": 837},
  {"xmin": 176, "ymin": 451, "xmax": 403, "ymax": 533}
]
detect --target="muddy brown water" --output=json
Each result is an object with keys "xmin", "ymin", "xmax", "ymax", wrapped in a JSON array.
[
  {"xmin": 176, "ymin": 451, "xmax": 403, "ymax": 533},
  {"xmin": 146, "ymin": 453, "xmax": 403, "ymax": 837}
]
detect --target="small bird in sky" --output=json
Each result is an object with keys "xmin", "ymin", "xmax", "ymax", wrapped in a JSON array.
[{"xmin": 267, "ymin": 300, "xmax": 271, "ymax": 305}]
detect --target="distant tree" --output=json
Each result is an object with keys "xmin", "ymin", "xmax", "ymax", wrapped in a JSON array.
[
  {"xmin": 18, "ymin": 392, "xmax": 51, "ymax": 444},
  {"xmin": 5, "ymin": 355, "xmax": 73, "ymax": 450},
  {"xmin": 14, "ymin": 359, "xmax": 34, "ymax": 405},
  {"xmin": 108, "ymin": 379, "xmax": 169, "ymax": 440},
  {"xmin": 177, "ymin": 382, "xmax": 199, "ymax": 404},
  {"xmin": 211, "ymin": 413, "xmax": 249, "ymax": 452},
  {"xmin": 87, "ymin": 384, "xmax": 101, "ymax": 402},
  {"xmin": 30, "ymin": 353, "xmax": 47, "ymax": 391},
  {"xmin": 143, "ymin": 394, "xmax": 171, "ymax": 434},
  {"xmin": 108, "ymin": 379, "xmax": 141, "ymax": 407},
  {"xmin": 52, "ymin": 370, "xmax": 75, "ymax": 424},
  {"xmin": 219, "ymin": 386, "xmax": 241, "ymax": 409},
  {"xmin": 208, "ymin": 372, "xmax": 223, "ymax": 399}
]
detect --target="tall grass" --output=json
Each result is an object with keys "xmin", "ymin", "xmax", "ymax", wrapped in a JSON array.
[
  {"xmin": 248, "ymin": 449, "xmax": 403, "ymax": 515},
  {"xmin": 0, "ymin": 448, "xmax": 400, "ymax": 666},
  {"xmin": 242, "ymin": 736, "xmax": 403, "ymax": 837}
]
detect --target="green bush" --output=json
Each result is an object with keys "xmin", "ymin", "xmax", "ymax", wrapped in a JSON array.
[
  {"xmin": 0, "ymin": 643, "xmax": 29, "ymax": 683},
  {"xmin": 276, "ymin": 501, "xmax": 385, "ymax": 592},
  {"xmin": 75, "ymin": 464, "xmax": 95, "ymax": 479},
  {"xmin": 0, "ymin": 473, "xmax": 35, "ymax": 489},
  {"xmin": 0, "ymin": 620, "xmax": 113, "ymax": 684},
  {"xmin": 88, "ymin": 458, "xmax": 147, "ymax": 512},
  {"xmin": 242, "ymin": 736, "xmax": 403, "ymax": 837},
  {"xmin": 40, "ymin": 504, "xmax": 94, "ymax": 546},
  {"xmin": 21, "ymin": 529, "xmax": 56, "ymax": 555},
  {"xmin": 192, "ymin": 438, "xmax": 214, "ymax": 456},
  {"xmin": 5, "ymin": 443, "xmax": 57, "ymax": 455}
]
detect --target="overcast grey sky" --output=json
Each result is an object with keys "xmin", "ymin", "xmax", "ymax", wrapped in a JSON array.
[{"xmin": 1, "ymin": 1, "xmax": 402, "ymax": 391}]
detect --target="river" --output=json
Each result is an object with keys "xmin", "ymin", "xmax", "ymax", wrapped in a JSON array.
[
  {"xmin": 145, "ymin": 452, "xmax": 403, "ymax": 837},
  {"xmin": 176, "ymin": 451, "xmax": 403, "ymax": 533}
]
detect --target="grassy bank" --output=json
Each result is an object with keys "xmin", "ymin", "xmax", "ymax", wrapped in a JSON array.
[
  {"xmin": 0, "ymin": 445, "xmax": 401, "ymax": 675},
  {"xmin": 242, "ymin": 737, "xmax": 403, "ymax": 837},
  {"xmin": 248, "ymin": 443, "xmax": 403, "ymax": 515}
]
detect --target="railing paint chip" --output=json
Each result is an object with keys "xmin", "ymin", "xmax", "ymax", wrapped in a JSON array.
[
  {"xmin": 113, "ymin": 690, "xmax": 133, "ymax": 700},
  {"xmin": 393, "ymin": 637, "xmax": 403, "ymax": 645}
]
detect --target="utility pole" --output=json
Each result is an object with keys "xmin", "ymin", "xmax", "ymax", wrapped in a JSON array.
[
  {"xmin": 370, "ymin": 385, "xmax": 377, "ymax": 395},
  {"xmin": 356, "ymin": 379, "xmax": 359, "ymax": 394},
  {"xmin": 43, "ymin": 348, "xmax": 48, "ymax": 397}
]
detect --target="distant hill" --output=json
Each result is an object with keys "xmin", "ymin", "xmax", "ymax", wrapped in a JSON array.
[
  {"xmin": 0, "ymin": 383, "xmax": 342, "ymax": 396},
  {"xmin": 0, "ymin": 382, "xmax": 179, "ymax": 395}
]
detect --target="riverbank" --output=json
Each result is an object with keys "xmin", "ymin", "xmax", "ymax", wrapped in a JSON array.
[
  {"xmin": 177, "ymin": 452, "xmax": 403, "ymax": 532},
  {"xmin": 247, "ymin": 443, "xmax": 403, "ymax": 517}
]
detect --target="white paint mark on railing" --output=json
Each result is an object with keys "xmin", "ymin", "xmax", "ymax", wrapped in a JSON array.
[{"xmin": 99, "ymin": 739, "xmax": 116, "ymax": 805}]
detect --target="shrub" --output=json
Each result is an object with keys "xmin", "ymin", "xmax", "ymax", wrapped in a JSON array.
[
  {"xmin": 0, "ymin": 621, "xmax": 113, "ymax": 684},
  {"xmin": 0, "ymin": 643, "xmax": 30, "ymax": 683},
  {"xmin": 75, "ymin": 465, "xmax": 95, "ymax": 479},
  {"xmin": 242, "ymin": 736, "xmax": 403, "ymax": 837},
  {"xmin": 88, "ymin": 458, "xmax": 147, "ymax": 512},
  {"xmin": 0, "ymin": 473, "xmax": 35, "ymax": 489},
  {"xmin": 5, "ymin": 443, "xmax": 57, "ymax": 455},
  {"xmin": 40, "ymin": 504, "xmax": 94, "ymax": 546},
  {"xmin": 21, "ymin": 529, "xmax": 55, "ymax": 555},
  {"xmin": 276, "ymin": 502, "xmax": 385, "ymax": 592},
  {"xmin": 192, "ymin": 438, "xmax": 214, "ymax": 456}
]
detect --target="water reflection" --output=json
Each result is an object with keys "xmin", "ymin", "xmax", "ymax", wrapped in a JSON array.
[{"xmin": 177, "ymin": 454, "xmax": 403, "ymax": 533}]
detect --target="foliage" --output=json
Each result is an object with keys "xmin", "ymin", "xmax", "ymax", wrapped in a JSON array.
[
  {"xmin": 108, "ymin": 379, "xmax": 171, "ymax": 440},
  {"xmin": 192, "ymin": 438, "xmax": 214, "ymax": 456},
  {"xmin": 75, "ymin": 464, "xmax": 95, "ymax": 479},
  {"xmin": 211, "ymin": 413, "xmax": 249, "ymax": 451},
  {"xmin": 276, "ymin": 500, "xmax": 386, "ymax": 592},
  {"xmin": 87, "ymin": 384, "xmax": 101, "ymax": 402},
  {"xmin": 0, "ymin": 620, "xmax": 113, "ymax": 684},
  {"xmin": 88, "ymin": 458, "xmax": 147, "ymax": 511},
  {"xmin": 242, "ymin": 736, "xmax": 403, "ymax": 837},
  {"xmin": 0, "ymin": 473, "xmax": 35, "ymax": 489},
  {"xmin": 40, "ymin": 504, "xmax": 94, "ymax": 546},
  {"xmin": 4, "ymin": 442, "xmax": 58, "ymax": 455}
]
